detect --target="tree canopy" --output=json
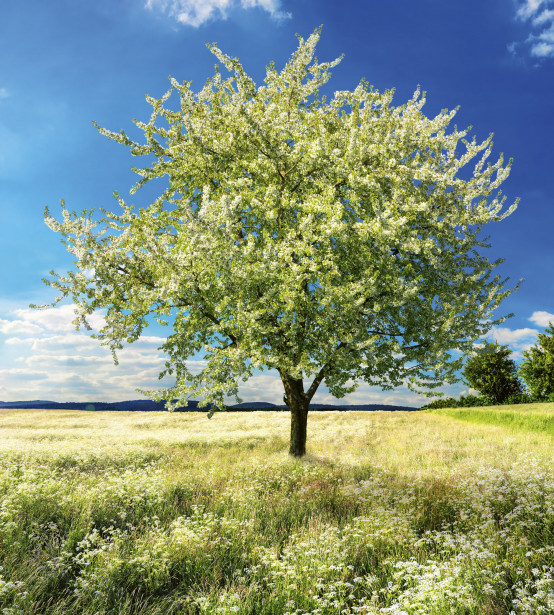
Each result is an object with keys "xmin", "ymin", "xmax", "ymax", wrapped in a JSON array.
[
  {"xmin": 518, "ymin": 323, "xmax": 554, "ymax": 400},
  {"xmin": 37, "ymin": 28, "xmax": 519, "ymax": 456},
  {"xmin": 462, "ymin": 342, "xmax": 522, "ymax": 404}
]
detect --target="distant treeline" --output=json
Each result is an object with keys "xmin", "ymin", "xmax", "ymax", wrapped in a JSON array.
[{"xmin": 0, "ymin": 400, "xmax": 420, "ymax": 412}]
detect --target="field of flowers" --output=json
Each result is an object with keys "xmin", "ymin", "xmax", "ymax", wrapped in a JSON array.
[{"xmin": 0, "ymin": 407, "xmax": 552, "ymax": 614}]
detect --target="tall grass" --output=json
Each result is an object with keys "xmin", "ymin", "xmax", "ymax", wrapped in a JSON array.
[
  {"xmin": 430, "ymin": 402, "xmax": 554, "ymax": 437},
  {"xmin": 0, "ymin": 408, "xmax": 552, "ymax": 614}
]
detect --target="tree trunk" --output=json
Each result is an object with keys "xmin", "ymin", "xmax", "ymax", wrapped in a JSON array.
[
  {"xmin": 280, "ymin": 372, "xmax": 310, "ymax": 457},
  {"xmin": 289, "ymin": 398, "xmax": 309, "ymax": 457}
]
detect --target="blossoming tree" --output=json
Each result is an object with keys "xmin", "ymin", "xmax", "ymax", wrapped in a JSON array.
[{"xmin": 39, "ymin": 28, "xmax": 519, "ymax": 456}]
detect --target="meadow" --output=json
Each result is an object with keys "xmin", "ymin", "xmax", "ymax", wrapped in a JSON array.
[{"xmin": 0, "ymin": 406, "xmax": 552, "ymax": 614}]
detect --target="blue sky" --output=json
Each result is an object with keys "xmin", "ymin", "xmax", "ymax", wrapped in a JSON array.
[{"xmin": 0, "ymin": 0, "xmax": 553, "ymax": 406}]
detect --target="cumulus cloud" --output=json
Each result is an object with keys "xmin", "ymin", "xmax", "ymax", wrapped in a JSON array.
[
  {"xmin": 145, "ymin": 0, "xmax": 290, "ymax": 27},
  {"xmin": 483, "ymin": 325, "xmax": 539, "ymax": 360},
  {"xmin": 487, "ymin": 326, "xmax": 539, "ymax": 346},
  {"xmin": 529, "ymin": 310, "xmax": 554, "ymax": 326},
  {"xmin": 512, "ymin": 0, "xmax": 554, "ymax": 59},
  {"xmin": 482, "ymin": 313, "xmax": 553, "ymax": 360}
]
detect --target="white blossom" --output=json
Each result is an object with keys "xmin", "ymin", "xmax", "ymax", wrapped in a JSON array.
[{"xmin": 39, "ymin": 28, "xmax": 519, "ymax": 451}]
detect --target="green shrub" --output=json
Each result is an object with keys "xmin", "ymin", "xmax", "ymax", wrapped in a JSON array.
[
  {"xmin": 457, "ymin": 394, "xmax": 488, "ymax": 407},
  {"xmin": 503, "ymin": 392, "xmax": 534, "ymax": 405},
  {"xmin": 420, "ymin": 397, "xmax": 460, "ymax": 410}
]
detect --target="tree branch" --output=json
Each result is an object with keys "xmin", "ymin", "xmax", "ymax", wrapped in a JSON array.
[
  {"xmin": 116, "ymin": 265, "xmax": 156, "ymax": 289},
  {"xmin": 306, "ymin": 363, "xmax": 327, "ymax": 401}
]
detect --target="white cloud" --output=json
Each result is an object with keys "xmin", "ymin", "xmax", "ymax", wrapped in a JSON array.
[
  {"xmin": 516, "ymin": 0, "xmax": 546, "ymax": 21},
  {"xmin": 513, "ymin": 0, "xmax": 554, "ymax": 59},
  {"xmin": 312, "ymin": 385, "xmax": 423, "ymax": 408},
  {"xmin": 487, "ymin": 326, "xmax": 539, "ymax": 346},
  {"xmin": 480, "ymin": 314, "xmax": 554, "ymax": 361},
  {"xmin": 13, "ymin": 304, "xmax": 106, "ymax": 333},
  {"xmin": 232, "ymin": 373, "xmax": 285, "ymax": 404},
  {"xmin": 484, "ymin": 326, "xmax": 537, "ymax": 361},
  {"xmin": 0, "ymin": 88, "xmax": 8, "ymax": 100},
  {"xmin": 185, "ymin": 359, "xmax": 209, "ymax": 375},
  {"xmin": 0, "ymin": 319, "xmax": 43, "ymax": 335},
  {"xmin": 0, "ymin": 303, "xmax": 171, "ymax": 401},
  {"xmin": 5, "ymin": 302, "xmax": 552, "ymax": 408},
  {"xmin": 0, "ymin": 303, "xmax": 233, "ymax": 403},
  {"xmin": 240, "ymin": 0, "xmax": 290, "ymax": 20},
  {"xmin": 0, "ymin": 300, "xmax": 428, "ymax": 406},
  {"xmin": 531, "ymin": 39, "xmax": 554, "ymax": 55},
  {"xmin": 6, "ymin": 333, "xmax": 102, "ymax": 353},
  {"xmin": 0, "ymin": 368, "xmax": 49, "ymax": 381},
  {"xmin": 529, "ymin": 310, "xmax": 554, "ymax": 326},
  {"xmin": 533, "ymin": 7, "xmax": 554, "ymax": 24},
  {"xmin": 23, "ymin": 354, "xmax": 111, "ymax": 368},
  {"xmin": 145, "ymin": 0, "xmax": 290, "ymax": 27}
]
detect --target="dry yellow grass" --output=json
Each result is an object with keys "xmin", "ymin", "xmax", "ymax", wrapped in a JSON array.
[{"xmin": 1, "ymin": 407, "xmax": 552, "ymax": 476}]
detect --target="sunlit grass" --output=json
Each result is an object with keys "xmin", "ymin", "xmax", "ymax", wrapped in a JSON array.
[
  {"xmin": 429, "ymin": 402, "xmax": 554, "ymax": 437},
  {"xmin": 0, "ymin": 407, "xmax": 552, "ymax": 614}
]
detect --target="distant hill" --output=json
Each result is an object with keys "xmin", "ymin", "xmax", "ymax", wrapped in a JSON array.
[
  {"xmin": 0, "ymin": 400, "xmax": 53, "ymax": 408},
  {"xmin": 0, "ymin": 399, "xmax": 420, "ymax": 412}
]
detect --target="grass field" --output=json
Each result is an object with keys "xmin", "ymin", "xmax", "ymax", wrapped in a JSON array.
[
  {"xmin": 430, "ymin": 402, "xmax": 554, "ymax": 438},
  {"xmin": 0, "ymin": 406, "xmax": 552, "ymax": 614}
]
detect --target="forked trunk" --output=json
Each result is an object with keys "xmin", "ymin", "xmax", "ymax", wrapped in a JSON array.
[{"xmin": 280, "ymin": 372, "xmax": 310, "ymax": 457}]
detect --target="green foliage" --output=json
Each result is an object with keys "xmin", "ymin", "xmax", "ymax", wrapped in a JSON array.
[
  {"xmin": 457, "ymin": 394, "xmax": 489, "ymax": 407},
  {"xmin": 419, "ymin": 396, "xmax": 460, "ymax": 410},
  {"xmin": 420, "ymin": 394, "xmax": 489, "ymax": 410},
  {"xmin": 504, "ymin": 392, "xmax": 535, "ymax": 405},
  {"xmin": 518, "ymin": 323, "xmax": 554, "ymax": 400},
  {"xmin": 420, "ymin": 392, "xmax": 544, "ymax": 410},
  {"xmin": 462, "ymin": 342, "xmax": 522, "ymax": 404}
]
